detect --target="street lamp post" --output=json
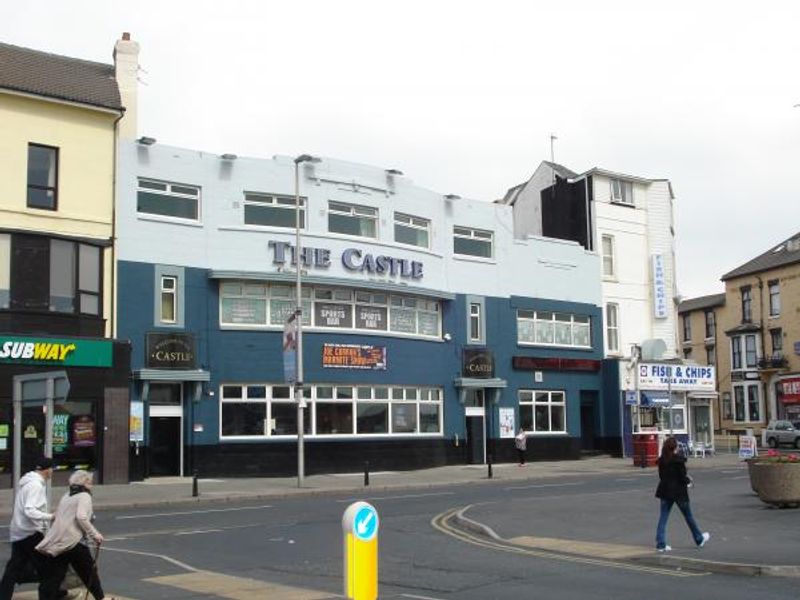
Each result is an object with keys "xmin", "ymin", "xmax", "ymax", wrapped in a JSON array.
[{"xmin": 293, "ymin": 154, "xmax": 319, "ymax": 488}]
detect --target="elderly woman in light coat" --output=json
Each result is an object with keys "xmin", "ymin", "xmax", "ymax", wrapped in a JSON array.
[{"xmin": 36, "ymin": 470, "xmax": 110, "ymax": 600}]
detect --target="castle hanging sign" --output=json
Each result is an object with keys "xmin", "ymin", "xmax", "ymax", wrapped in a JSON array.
[
  {"xmin": 637, "ymin": 363, "xmax": 716, "ymax": 392},
  {"xmin": 269, "ymin": 241, "xmax": 423, "ymax": 280}
]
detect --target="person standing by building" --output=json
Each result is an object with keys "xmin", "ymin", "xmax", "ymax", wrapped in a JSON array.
[
  {"xmin": 0, "ymin": 456, "xmax": 55, "ymax": 600},
  {"xmin": 515, "ymin": 428, "xmax": 528, "ymax": 466},
  {"xmin": 655, "ymin": 437, "xmax": 710, "ymax": 552}
]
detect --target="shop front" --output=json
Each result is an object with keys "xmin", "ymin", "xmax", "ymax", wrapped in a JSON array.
[
  {"xmin": 0, "ymin": 334, "xmax": 131, "ymax": 487},
  {"xmin": 778, "ymin": 376, "xmax": 800, "ymax": 422}
]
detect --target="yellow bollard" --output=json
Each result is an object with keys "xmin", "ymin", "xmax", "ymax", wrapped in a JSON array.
[{"xmin": 342, "ymin": 501, "xmax": 379, "ymax": 600}]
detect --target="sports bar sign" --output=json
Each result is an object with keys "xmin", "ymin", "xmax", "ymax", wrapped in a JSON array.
[{"xmin": 322, "ymin": 344, "xmax": 387, "ymax": 370}]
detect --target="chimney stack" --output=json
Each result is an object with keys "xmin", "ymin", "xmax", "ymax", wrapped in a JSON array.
[{"xmin": 114, "ymin": 32, "xmax": 140, "ymax": 139}]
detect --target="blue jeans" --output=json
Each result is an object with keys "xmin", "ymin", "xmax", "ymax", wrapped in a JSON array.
[{"xmin": 656, "ymin": 498, "xmax": 703, "ymax": 549}]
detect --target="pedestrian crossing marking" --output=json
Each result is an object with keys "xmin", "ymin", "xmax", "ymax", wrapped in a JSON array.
[
  {"xmin": 145, "ymin": 570, "xmax": 335, "ymax": 599},
  {"xmin": 508, "ymin": 535, "xmax": 652, "ymax": 559},
  {"xmin": 12, "ymin": 591, "xmax": 137, "ymax": 600}
]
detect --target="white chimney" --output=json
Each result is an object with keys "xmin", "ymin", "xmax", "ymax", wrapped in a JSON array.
[{"xmin": 114, "ymin": 32, "xmax": 140, "ymax": 139}]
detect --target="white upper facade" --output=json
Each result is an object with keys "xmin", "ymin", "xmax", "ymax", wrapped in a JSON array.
[{"xmin": 117, "ymin": 143, "xmax": 602, "ymax": 305}]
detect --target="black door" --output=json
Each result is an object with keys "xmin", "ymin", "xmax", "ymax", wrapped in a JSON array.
[
  {"xmin": 580, "ymin": 405, "xmax": 595, "ymax": 451},
  {"xmin": 149, "ymin": 417, "xmax": 181, "ymax": 476},
  {"xmin": 466, "ymin": 416, "xmax": 485, "ymax": 464}
]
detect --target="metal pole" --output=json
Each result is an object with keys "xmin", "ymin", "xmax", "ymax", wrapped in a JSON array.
[
  {"xmin": 295, "ymin": 160, "xmax": 305, "ymax": 488},
  {"xmin": 12, "ymin": 379, "xmax": 21, "ymax": 502},
  {"xmin": 668, "ymin": 365, "xmax": 674, "ymax": 437}
]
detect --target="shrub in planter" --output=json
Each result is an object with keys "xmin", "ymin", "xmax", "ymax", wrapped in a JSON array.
[{"xmin": 747, "ymin": 450, "xmax": 800, "ymax": 508}]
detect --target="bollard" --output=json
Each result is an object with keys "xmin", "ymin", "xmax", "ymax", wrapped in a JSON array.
[
  {"xmin": 487, "ymin": 453, "xmax": 493, "ymax": 479},
  {"xmin": 192, "ymin": 469, "xmax": 199, "ymax": 497},
  {"xmin": 364, "ymin": 461, "xmax": 370, "ymax": 487}
]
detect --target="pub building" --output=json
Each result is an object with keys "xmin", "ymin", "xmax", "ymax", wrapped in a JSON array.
[{"xmin": 116, "ymin": 141, "xmax": 612, "ymax": 478}]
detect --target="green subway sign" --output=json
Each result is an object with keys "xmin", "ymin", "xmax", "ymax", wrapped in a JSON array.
[{"xmin": 0, "ymin": 336, "xmax": 113, "ymax": 368}]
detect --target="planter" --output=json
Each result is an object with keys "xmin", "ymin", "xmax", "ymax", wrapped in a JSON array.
[{"xmin": 747, "ymin": 460, "xmax": 800, "ymax": 508}]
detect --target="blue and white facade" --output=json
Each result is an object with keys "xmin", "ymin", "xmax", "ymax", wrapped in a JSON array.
[{"xmin": 116, "ymin": 142, "xmax": 613, "ymax": 478}]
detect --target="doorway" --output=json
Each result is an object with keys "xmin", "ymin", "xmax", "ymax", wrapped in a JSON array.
[
  {"xmin": 465, "ymin": 389, "xmax": 486, "ymax": 464},
  {"xmin": 148, "ymin": 383, "xmax": 183, "ymax": 477},
  {"xmin": 691, "ymin": 404, "xmax": 711, "ymax": 445}
]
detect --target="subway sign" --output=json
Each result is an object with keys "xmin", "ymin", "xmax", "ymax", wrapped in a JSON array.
[{"xmin": 0, "ymin": 336, "xmax": 113, "ymax": 368}]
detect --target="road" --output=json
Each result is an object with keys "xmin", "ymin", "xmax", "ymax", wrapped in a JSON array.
[{"xmin": 5, "ymin": 463, "xmax": 797, "ymax": 599}]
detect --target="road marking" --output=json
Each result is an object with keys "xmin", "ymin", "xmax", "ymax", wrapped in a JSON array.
[
  {"xmin": 334, "ymin": 471, "xmax": 397, "ymax": 476},
  {"xmin": 401, "ymin": 594, "xmax": 447, "ymax": 600},
  {"xmin": 729, "ymin": 476, "xmax": 748, "ymax": 480},
  {"xmin": 115, "ymin": 504, "xmax": 272, "ymax": 519},
  {"xmin": 336, "ymin": 491, "xmax": 454, "ymax": 503},
  {"xmin": 720, "ymin": 470, "xmax": 745, "ymax": 474},
  {"xmin": 146, "ymin": 570, "xmax": 333, "ymax": 599},
  {"xmin": 505, "ymin": 482, "xmax": 582, "ymax": 490},
  {"xmin": 431, "ymin": 507, "xmax": 704, "ymax": 578},
  {"xmin": 615, "ymin": 478, "xmax": 637, "ymax": 482},
  {"xmin": 103, "ymin": 546, "xmax": 199, "ymax": 572},
  {"xmin": 174, "ymin": 528, "xmax": 224, "ymax": 536}
]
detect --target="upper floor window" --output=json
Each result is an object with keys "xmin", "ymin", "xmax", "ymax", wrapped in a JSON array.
[
  {"xmin": 706, "ymin": 346, "xmax": 716, "ymax": 366},
  {"xmin": 517, "ymin": 310, "xmax": 591, "ymax": 348},
  {"xmin": 704, "ymin": 309, "xmax": 715, "ymax": 339},
  {"xmin": 744, "ymin": 334, "xmax": 758, "ymax": 368},
  {"xmin": 394, "ymin": 212, "xmax": 430, "ymax": 249},
  {"xmin": 610, "ymin": 178, "xmax": 633, "ymax": 205},
  {"xmin": 244, "ymin": 193, "xmax": 305, "ymax": 229},
  {"xmin": 453, "ymin": 226, "xmax": 493, "ymax": 259},
  {"xmin": 682, "ymin": 315, "xmax": 692, "ymax": 342},
  {"xmin": 27, "ymin": 144, "xmax": 58, "ymax": 210},
  {"xmin": 160, "ymin": 276, "xmax": 177, "ymax": 323},
  {"xmin": 741, "ymin": 286, "xmax": 752, "ymax": 322},
  {"xmin": 601, "ymin": 235, "xmax": 615, "ymax": 278},
  {"xmin": 0, "ymin": 234, "xmax": 9, "ymax": 309},
  {"xmin": 469, "ymin": 302, "xmax": 482, "ymax": 343},
  {"xmin": 328, "ymin": 202, "xmax": 377, "ymax": 238},
  {"xmin": 770, "ymin": 328, "xmax": 783, "ymax": 355},
  {"xmin": 137, "ymin": 179, "xmax": 200, "ymax": 221},
  {"xmin": 768, "ymin": 280, "xmax": 780, "ymax": 317},
  {"xmin": 606, "ymin": 303, "xmax": 619, "ymax": 353},
  {"xmin": 731, "ymin": 336, "xmax": 742, "ymax": 370}
]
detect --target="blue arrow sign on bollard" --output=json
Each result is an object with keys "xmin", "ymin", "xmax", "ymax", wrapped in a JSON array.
[{"xmin": 354, "ymin": 505, "xmax": 378, "ymax": 541}]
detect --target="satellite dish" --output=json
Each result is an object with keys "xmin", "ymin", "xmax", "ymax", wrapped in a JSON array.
[{"xmin": 640, "ymin": 338, "xmax": 667, "ymax": 361}]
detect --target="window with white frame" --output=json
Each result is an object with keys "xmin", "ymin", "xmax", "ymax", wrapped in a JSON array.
[
  {"xmin": 137, "ymin": 179, "xmax": 200, "ymax": 221},
  {"xmin": 160, "ymin": 275, "xmax": 177, "ymax": 323},
  {"xmin": 601, "ymin": 234, "xmax": 615, "ymax": 278},
  {"xmin": 517, "ymin": 310, "xmax": 591, "ymax": 348},
  {"xmin": 741, "ymin": 286, "xmax": 752, "ymax": 322},
  {"xmin": 244, "ymin": 193, "xmax": 305, "ymax": 229},
  {"xmin": 610, "ymin": 178, "xmax": 633, "ymax": 205},
  {"xmin": 768, "ymin": 280, "xmax": 780, "ymax": 317},
  {"xmin": 733, "ymin": 383, "xmax": 761, "ymax": 423},
  {"xmin": 606, "ymin": 303, "xmax": 619, "ymax": 353},
  {"xmin": 453, "ymin": 226, "xmax": 493, "ymax": 259},
  {"xmin": 219, "ymin": 383, "xmax": 442, "ymax": 438},
  {"xmin": 731, "ymin": 333, "xmax": 758, "ymax": 370},
  {"xmin": 394, "ymin": 212, "xmax": 430, "ymax": 249},
  {"xmin": 469, "ymin": 303, "xmax": 482, "ymax": 343},
  {"xmin": 731, "ymin": 336, "xmax": 742, "ymax": 370},
  {"xmin": 219, "ymin": 281, "xmax": 440, "ymax": 338},
  {"xmin": 328, "ymin": 201, "xmax": 378, "ymax": 238},
  {"xmin": 518, "ymin": 390, "xmax": 566, "ymax": 433},
  {"xmin": 0, "ymin": 234, "xmax": 8, "ymax": 309},
  {"xmin": 744, "ymin": 334, "xmax": 758, "ymax": 368}
]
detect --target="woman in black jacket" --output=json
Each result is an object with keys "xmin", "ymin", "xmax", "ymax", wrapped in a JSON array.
[{"xmin": 655, "ymin": 437, "xmax": 710, "ymax": 552}]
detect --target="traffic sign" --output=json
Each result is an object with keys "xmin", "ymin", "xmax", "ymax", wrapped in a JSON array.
[{"xmin": 342, "ymin": 501, "xmax": 379, "ymax": 600}]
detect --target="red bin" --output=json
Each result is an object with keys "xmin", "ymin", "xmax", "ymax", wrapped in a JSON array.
[{"xmin": 632, "ymin": 434, "xmax": 659, "ymax": 467}]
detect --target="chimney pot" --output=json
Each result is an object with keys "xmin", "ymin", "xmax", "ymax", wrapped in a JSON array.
[{"xmin": 122, "ymin": 32, "xmax": 131, "ymax": 41}]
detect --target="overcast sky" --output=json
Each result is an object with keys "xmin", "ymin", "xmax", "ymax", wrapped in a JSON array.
[{"xmin": 3, "ymin": 1, "xmax": 799, "ymax": 299}]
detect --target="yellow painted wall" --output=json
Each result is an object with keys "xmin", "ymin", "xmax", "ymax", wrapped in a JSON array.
[{"xmin": 0, "ymin": 91, "xmax": 119, "ymax": 336}]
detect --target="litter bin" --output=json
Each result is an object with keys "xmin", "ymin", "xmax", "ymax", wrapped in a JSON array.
[{"xmin": 633, "ymin": 433, "xmax": 659, "ymax": 467}]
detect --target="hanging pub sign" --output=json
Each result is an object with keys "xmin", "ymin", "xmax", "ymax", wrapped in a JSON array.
[
  {"xmin": 462, "ymin": 349, "xmax": 494, "ymax": 378},
  {"xmin": 322, "ymin": 344, "xmax": 387, "ymax": 370},
  {"xmin": 145, "ymin": 332, "xmax": 197, "ymax": 369}
]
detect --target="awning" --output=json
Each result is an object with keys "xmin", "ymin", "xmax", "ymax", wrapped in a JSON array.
[
  {"xmin": 453, "ymin": 377, "xmax": 507, "ymax": 389},
  {"xmin": 209, "ymin": 270, "xmax": 455, "ymax": 300},
  {"xmin": 133, "ymin": 369, "xmax": 210, "ymax": 382},
  {"xmin": 640, "ymin": 392, "xmax": 671, "ymax": 406},
  {"xmin": 688, "ymin": 391, "xmax": 719, "ymax": 400}
]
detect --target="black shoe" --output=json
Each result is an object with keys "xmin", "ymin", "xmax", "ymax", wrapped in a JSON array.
[{"xmin": 57, "ymin": 590, "xmax": 70, "ymax": 599}]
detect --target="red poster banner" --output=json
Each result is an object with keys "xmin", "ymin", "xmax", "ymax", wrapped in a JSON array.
[{"xmin": 781, "ymin": 377, "xmax": 800, "ymax": 404}]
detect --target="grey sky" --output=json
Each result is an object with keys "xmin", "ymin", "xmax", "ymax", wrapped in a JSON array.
[{"xmin": 4, "ymin": 1, "xmax": 798, "ymax": 299}]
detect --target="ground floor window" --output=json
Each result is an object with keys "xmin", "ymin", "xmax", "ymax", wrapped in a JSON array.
[
  {"xmin": 518, "ymin": 390, "xmax": 566, "ymax": 433},
  {"xmin": 220, "ymin": 383, "xmax": 442, "ymax": 438},
  {"xmin": 631, "ymin": 395, "xmax": 687, "ymax": 434}
]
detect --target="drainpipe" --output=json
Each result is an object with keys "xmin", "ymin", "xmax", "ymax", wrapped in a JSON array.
[{"xmin": 110, "ymin": 109, "xmax": 125, "ymax": 339}]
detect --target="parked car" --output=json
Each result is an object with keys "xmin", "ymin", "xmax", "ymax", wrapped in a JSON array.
[{"xmin": 764, "ymin": 420, "xmax": 800, "ymax": 449}]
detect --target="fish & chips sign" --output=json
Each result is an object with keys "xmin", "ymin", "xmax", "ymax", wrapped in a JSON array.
[{"xmin": 638, "ymin": 363, "xmax": 715, "ymax": 391}]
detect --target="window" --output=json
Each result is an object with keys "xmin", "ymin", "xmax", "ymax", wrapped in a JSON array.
[
  {"xmin": 0, "ymin": 234, "xmax": 9, "ymax": 309},
  {"xmin": 682, "ymin": 315, "xmax": 692, "ymax": 342},
  {"xmin": 683, "ymin": 348, "xmax": 692, "ymax": 359},
  {"xmin": 219, "ymin": 383, "xmax": 442, "ymax": 438},
  {"xmin": 517, "ymin": 310, "xmax": 591, "ymax": 348},
  {"xmin": 733, "ymin": 383, "xmax": 761, "ymax": 422},
  {"xmin": 601, "ymin": 235, "xmax": 615, "ymax": 278},
  {"xmin": 394, "ymin": 212, "xmax": 430, "ymax": 249},
  {"xmin": 27, "ymin": 144, "xmax": 58, "ymax": 210},
  {"xmin": 741, "ymin": 286, "xmax": 752, "ymax": 323},
  {"xmin": 453, "ymin": 226, "xmax": 493, "ymax": 259},
  {"xmin": 328, "ymin": 201, "xmax": 377, "ymax": 238},
  {"xmin": 771, "ymin": 329, "xmax": 783, "ymax": 355},
  {"xmin": 137, "ymin": 179, "xmax": 200, "ymax": 221},
  {"xmin": 220, "ymin": 282, "xmax": 440, "ymax": 338},
  {"xmin": 160, "ymin": 276, "xmax": 177, "ymax": 323},
  {"xmin": 704, "ymin": 310, "xmax": 715, "ymax": 339},
  {"xmin": 78, "ymin": 244, "xmax": 100, "ymax": 315},
  {"xmin": 731, "ymin": 337, "xmax": 742, "ymax": 370},
  {"xmin": 706, "ymin": 346, "xmax": 716, "ymax": 366},
  {"xmin": 769, "ymin": 280, "xmax": 780, "ymax": 317},
  {"xmin": 244, "ymin": 193, "xmax": 305, "ymax": 228},
  {"xmin": 469, "ymin": 303, "xmax": 482, "ymax": 343},
  {"xmin": 518, "ymin": 390, "xmax": 566, "ymax": 433},
  {"xmin": 745, "ymin": 334, "xmax": 757, "ymax": 368},
  {"xmin": 610, "ymin": 178, "xmax": 633, "ymax": 205},
  {"xmin": 606, "ymin": 303, "xmax": 619, "ymax": 353}
]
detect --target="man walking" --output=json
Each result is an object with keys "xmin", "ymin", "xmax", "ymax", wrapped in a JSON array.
[{"xmin": 0, "ymin": 456, "xmax": 54, "ymax": 600}]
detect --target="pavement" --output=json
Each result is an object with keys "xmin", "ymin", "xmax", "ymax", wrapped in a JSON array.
[{"xmin": 3, "ymin": 451, "xmax": 798, "ymax": 582}]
